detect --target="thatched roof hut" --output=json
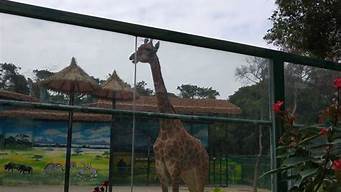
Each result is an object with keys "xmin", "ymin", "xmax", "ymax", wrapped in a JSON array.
[
  {"xmin": 95, "ymin": 70, "xmax": 134, "ymax": 100},
  {"xmin": 39, "ymin": 57, "xmax": 99, "ymax": 94},
  {"xmin": 91, "ymin": 96, "xmax": 241, "ymax": 115}
]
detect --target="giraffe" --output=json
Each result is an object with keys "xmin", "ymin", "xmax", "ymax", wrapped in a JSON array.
[{"xmin": 129, "ymin": 39, "xmax": 209, "ymax": 192}]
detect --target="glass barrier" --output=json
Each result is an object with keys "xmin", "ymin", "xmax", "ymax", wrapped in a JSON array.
[
  {"xmin": 284, "ymin": 63, "xmax": 341, "ymax": 125},
  {"xmin": 131, "ymin": 117, "xmax": 271, "ymax": 191},
  {"xmin": 133, "ymin": 37, "xmax": 271, "ymax": 120},
  {"xmin": 0, "ymin": 10, "xmax": 274, "ymax": 192},
  {"xmin": 0, "ymin": 12, "xmax": 136, "ymax": 105},
  {"xmin": 0, "ymin": 12, "xmax": 135, "ymax": 192},
  {"xmin": 128, "ymin": 37, "xmax": 272, "ymax": 191}
]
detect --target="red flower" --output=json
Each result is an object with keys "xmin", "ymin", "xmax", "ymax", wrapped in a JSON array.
[
  {"xmin": 101, "ymin": 180, "xmax": 109, "ymax": 187},
  {"xmin": 335, "ymin": 78, "xmax": 341, "ymax": 89},
  {"xmin": 272, "ymin": 101, "xmax": 284, "ymax": 113},
  {"xmin": 333, "ymin": 159, "xmax": 341, "ymax": 171},
  {"xmin": 319, "ymin": 128, "xmax": 330, "ymax": 136}
]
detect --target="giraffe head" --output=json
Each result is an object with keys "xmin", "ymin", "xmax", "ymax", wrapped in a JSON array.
[{"xmin": 129, "ymin": 39, "xmax": 160, "ymax": 64}]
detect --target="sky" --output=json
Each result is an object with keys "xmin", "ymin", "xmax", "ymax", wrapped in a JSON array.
[{"xmin": 0, "ymin": 0, "xmax": 277, "ymax": 99}]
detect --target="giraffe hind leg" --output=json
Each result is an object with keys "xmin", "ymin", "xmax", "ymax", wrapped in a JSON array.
[
  {"xmin": 155, "ymin": 160, "xmax": 171, "ymax": 192},
  {"xmin": 181, "ymin": 168, "xmax": 205, "ymax": 192}
]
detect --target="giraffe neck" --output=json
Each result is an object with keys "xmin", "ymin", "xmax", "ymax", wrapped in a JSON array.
[{"xmin": 149, "ymin": 56, "xmax": 175, "ymax": 114}]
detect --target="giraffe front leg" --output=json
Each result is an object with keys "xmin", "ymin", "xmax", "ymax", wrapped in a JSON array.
[
  {"xmin": 155, "ymin": 159, "xmax": 170, "ymax": 192},
  {"xmin": 171, "ymin": 176, "xmax": 180, "ymax": 192},
  {"xmin": 166, "ymin": 162, "xmax": 181, "ymax": 192}
]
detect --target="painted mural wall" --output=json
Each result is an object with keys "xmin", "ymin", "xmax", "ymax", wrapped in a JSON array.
[{"xmin": 0, "ymin": 117, "xmax": 208, "ymax": 186}]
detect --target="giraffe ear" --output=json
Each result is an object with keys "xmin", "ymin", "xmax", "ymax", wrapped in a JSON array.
[
  {"xmin": 154, "ymin": 41, "xmax": 160, "ymax": 51},
  {"xmin": 144, "ymin": 38, "xmax": 149, "ymax": 44}
]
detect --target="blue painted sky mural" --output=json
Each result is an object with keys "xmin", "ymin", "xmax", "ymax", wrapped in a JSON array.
[{"xmin": 0, "ymin": 118, "xmax": 208, "ymax": 151}]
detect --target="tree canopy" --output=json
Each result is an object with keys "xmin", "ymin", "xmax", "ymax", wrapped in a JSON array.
[
  {"xmin": 135, "ymin": 81, "xmax": 154, "ymax": 96},
  {"xmin": 0, "ymin": 63, "xmax": 29, "ymax": 94},
  {"xmin": 177, "ymin": 84, "xmax": 220, "ymax": 99},
  {"xmin": 264, "ymin": 0, "xmax": 340, "ymax": 62}
]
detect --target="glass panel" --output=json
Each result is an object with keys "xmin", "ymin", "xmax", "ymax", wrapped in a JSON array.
[
  {"xmin": 133, "ymin": 37, "xmax": 271, "ymax": 120},
  {"xmin": 0, "ymin": 12, "xmax": 136, "ymax": 191},
  {"xmin": 284, "ymin": 63, "xmax": 341, "ymax": 124},
  {"xmin": 208, "ymin": 122, "xmax": 271, "ymax": 190},
  {"xmin": 129, "ymin": 37, "xmax": 272, "ymax": 191},
  {"xmin": 0, "ymin": 12, "xmax": 135, "ymax": 105}
]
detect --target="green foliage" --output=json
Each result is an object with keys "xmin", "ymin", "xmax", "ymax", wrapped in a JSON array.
[
  {"xmin": 229, "ymin": 84, "xmax": 268, "ymax": 119},
  {"xmin": 263, "ymin": 99, "xmax": 341, "ymax": 191},
  {"xmin": 264, "ymin": 0, "xmax": 340, "ymax": 61},
  {"xmin": 212, "ymin": 187, "xmax": 224, "ymax": 192},
  {"xmin": 0, "ymin": 63, "xmax": 29, "ymax": 94},
  {"xmin": 177, "ymin": 84, "xmax": 220, "ymax": 99},
  {"xmin": 136, "ymin": 81, "xmax": 154, "ymax": 96}
]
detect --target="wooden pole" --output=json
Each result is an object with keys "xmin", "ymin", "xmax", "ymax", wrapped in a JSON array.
[
  {"xmin": 64, "ymin": 90, "xmax": 74, "ymax": 192},
  {"xmin": 109, "ymin": 92, "xmax": 116, "ymax": 192}
]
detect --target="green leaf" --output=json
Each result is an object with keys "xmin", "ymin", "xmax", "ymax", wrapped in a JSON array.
[
  {"xmin": 298, "ymin": 134, "xmax": 320, "ymax": 145},
  {"xmin": 258, "ymin": 165, "xmax": 295, "ymax": 179},
  {"xmin": 299, "ymin": 168, "xmax": 318, "ymax": 180},
  {"xmin": 284, "ymin": 156, "xmax": 312, "ymax": 167}
]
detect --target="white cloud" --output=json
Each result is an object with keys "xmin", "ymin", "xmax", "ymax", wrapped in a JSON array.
[{"xmin": 44, "ymin": 128, "xmax": 64, "ymax": 136}]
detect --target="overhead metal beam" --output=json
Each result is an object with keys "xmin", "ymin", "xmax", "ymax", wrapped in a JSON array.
[{"xmin": 0, "ymin": 0, "xmax": 339, "ymax": 70}]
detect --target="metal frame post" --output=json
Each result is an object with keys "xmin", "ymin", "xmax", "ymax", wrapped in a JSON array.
[{"xmin": 269, "ymin": 59, "xmax": 287, "ymax": 192}]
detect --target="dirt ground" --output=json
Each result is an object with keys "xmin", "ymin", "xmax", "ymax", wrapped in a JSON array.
[{"xmin": 0, "ymin": 185, "xmax": 270, "ymax": 192}]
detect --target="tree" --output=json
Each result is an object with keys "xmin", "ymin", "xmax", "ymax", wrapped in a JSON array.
[
  {"xmin": 0, "ymin": 63, "xmax": 29, "ymax": 94},
  {"xmin": 177, "ymin": 84, "xmax": 220, "ymax": 99},
  {"xmin": 264, "ymin": 0, "xmax": 340, "ymax": 62},
  {"xmin": 264, "ymin": 0, "xmax": 340, "ymax": 123},
  {"xmin": 33, "ymin": 69, "xmax": 54, "ymax": 81},
  {"xmin": 136, "ymin": 81, "xmax": 153, "ymax": 96},
  {"xmin": 235, "ymin": 57, "xmax": 269, "ymax": 85}
]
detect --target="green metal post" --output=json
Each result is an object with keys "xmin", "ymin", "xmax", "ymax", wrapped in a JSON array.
[
  {"xmin": 269, "ymin": 59, "xmax": 286, "ymax": 192},
  {"xmin": 208, "ymin": 155, "xmax": 211, "ymax": 184},
  {"xmin": 225, "ymin": 153, "xmax": 228, "ymax": 187},
  {"xmin": 219, "ymin": 153, "xmax": 222, "ymax": 186},
  {"xmin": 213, "ymin": 153, "xmax": 216, "ymax": 184}
]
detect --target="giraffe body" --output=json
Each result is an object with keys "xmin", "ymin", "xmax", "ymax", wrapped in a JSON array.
[{"xmin": 129, "ymin": 39, "xmax": 208, "ymax": 192}]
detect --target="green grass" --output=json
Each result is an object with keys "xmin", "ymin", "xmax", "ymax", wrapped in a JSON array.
[{"xmin": 0, "ymin": 148, "xmax": 154, "ymax": 186}]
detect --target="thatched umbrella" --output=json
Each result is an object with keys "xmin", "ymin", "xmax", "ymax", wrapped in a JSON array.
[
  {"xmin": 40, "ymin": 57, "xmax": 99, "ymax": 192},
  {"xmin": 95, "ymin": 70, "xmax": 134, "ymax": 100},
  {"xmin": 95, "ymin": 70, "xmax": 134, "ymax": 192}
]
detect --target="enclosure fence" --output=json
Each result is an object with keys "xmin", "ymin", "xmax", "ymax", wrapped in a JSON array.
[{"xmin": 0, "ymin": 1, "xmax": 340, "ymax": 192}]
